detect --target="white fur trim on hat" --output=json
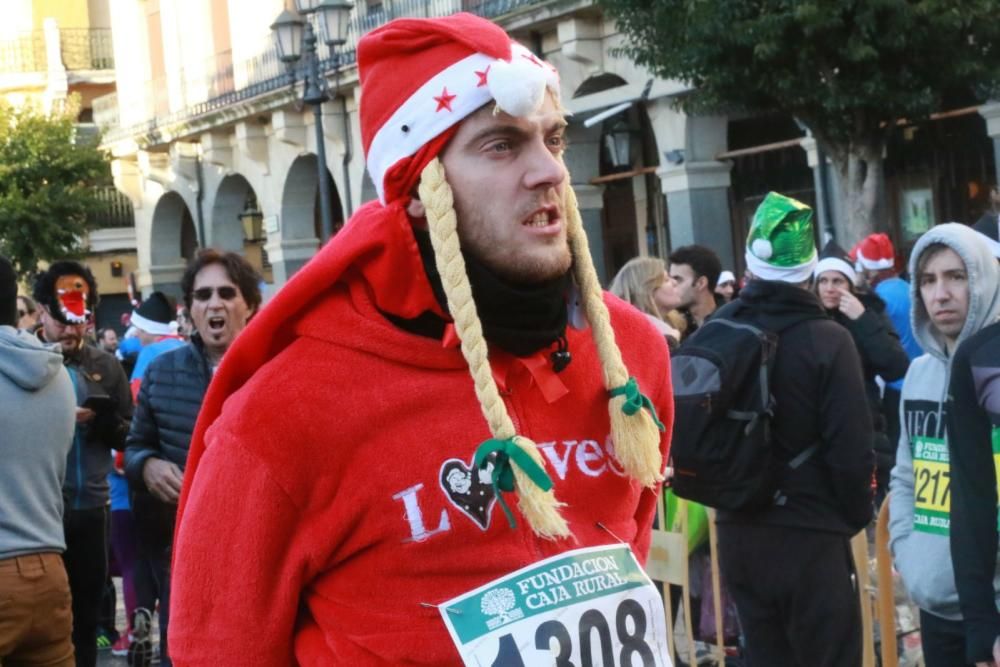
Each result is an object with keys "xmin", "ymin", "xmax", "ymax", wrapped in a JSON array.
[
  {"xmin": 856, "ymin": 250, "xmax": 894, "ymax": 271},
  {"xmin": 745, "ymin": 247, "xmax": 818, "ymax": 283},
  {"xmin": 814, "ymin": 257, "xmax": 858, "ymax": 285},
  {"xmin": 365, "ymin": 43, "xmax": 558, "ymax": 204},
  {"xmin": 130, "ymin": 311, "xmax": 175, "ymax": 337}
]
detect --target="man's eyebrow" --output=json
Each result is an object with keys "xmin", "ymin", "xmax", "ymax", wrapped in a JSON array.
[
  {"xmin": 547, "ymin": 118, "xmax": 569, "ymax": 132},
  {"xmin": 465, "ymin": 124, "xmax": 529, "ymax": 147},
  {"xmin": 464, "ymin": 116, "xmax": 569, "ymax": 148}
]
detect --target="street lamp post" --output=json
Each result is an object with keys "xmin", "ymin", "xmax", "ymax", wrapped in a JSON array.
[{"xmin": 271, "ymin": 0, "xmax": 354, "ymax": 244}]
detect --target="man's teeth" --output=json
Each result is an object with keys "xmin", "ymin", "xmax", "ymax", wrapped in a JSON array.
[{"xmin": 525, "ymin": 212, "xmax": 550, "ymax": 227}]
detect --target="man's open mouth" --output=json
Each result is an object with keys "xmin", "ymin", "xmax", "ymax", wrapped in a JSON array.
[
  {"xmin": 522, "ymin": 207, "xmax": 558, "ymax": 228},
  {"xmin": 208, "ymin": 317, "xmax": 226, "ymax": 332}
]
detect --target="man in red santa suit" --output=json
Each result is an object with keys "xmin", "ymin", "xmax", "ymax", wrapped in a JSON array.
[{"xmin": 169, "ymin": 13, "xmax": 672, "ymax": 666}]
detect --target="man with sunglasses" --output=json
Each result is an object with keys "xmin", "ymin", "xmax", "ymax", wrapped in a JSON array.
[
  {"xmin": 124, "ymin": 249, "xmax": 260, "ymax": 666},
  {"xmin": 32, "ymin": 261, "xmax": 133, "ymax": 667}
]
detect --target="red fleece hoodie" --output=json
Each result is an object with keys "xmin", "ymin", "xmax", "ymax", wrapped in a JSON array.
[{"xmin": 168, "ymin": 199, "xmax": 672, "ymax": 666}]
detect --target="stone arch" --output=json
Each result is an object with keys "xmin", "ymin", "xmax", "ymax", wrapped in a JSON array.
[
  {"xmin": 573, "ymin": 73, "xmax": 628, "ymax": 99},
  {"xmin": 210, "ymin": 173, "xmax": 254, "ymax": 252},
  {"xmin": 210, "ymin": 172, "xmax": 272, "ymax": 279},
  {"xmin": 280, "ymin": 154, "xmax": 344, "ymax": 242},
  {"xmin": 150, "ymin": 191, "xmax": 196, "ymax": 266}
]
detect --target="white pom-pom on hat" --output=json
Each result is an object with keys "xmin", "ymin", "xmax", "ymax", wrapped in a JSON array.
[
  {"xmin": 488, "ymin": 57, "xmax": 547, "ymax": 117},
  {"xmin": 751, "ymin": 238, "xmax": 773, "ymax": 260}
]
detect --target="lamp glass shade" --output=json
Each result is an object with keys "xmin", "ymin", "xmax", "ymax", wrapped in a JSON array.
[
  {"xmin": 295, "ymin": 0, "xmax": 321, "ymax": 13},
  {"xmin": 316, "ymin": 0, "xmax": 353, "ymax": 47},
  {"xmin": 239, "ymin": 209, "xmax": 264, "ymax": 242},
  {"xmin": 271, "ymin": 9, "xmax": 305, "ymax": 63},
  {"xmin": 604, "ymin": 121, "xmax": 632, "ymax": 169}
]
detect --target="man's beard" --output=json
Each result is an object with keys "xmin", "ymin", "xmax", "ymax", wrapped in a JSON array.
[{"xmin": 59, "ymin": 335, "xmax": 82, "ymax": 355}]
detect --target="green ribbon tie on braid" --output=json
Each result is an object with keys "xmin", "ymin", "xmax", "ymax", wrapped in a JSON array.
[
  {"xmin": 609, "ymin": 376, "xmax": 665, "ymax": 431},
  {"xmin": 474, "ymin": 437, "xmax": 554, "ymax": 530}
]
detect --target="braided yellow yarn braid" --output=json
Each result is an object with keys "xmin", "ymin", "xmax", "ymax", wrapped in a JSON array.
[
  {"xmin": 564, "ymin": 184, "xmax": 665, "ymax": 487},
  {"xmin": 418, "ymin": 157, "xmax": 570, "ymax": 540}
]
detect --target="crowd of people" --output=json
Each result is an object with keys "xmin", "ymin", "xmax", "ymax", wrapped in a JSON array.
[
  {"xmin": 2, "ymin": 250, "xmax": 260, "ymax": 667},
  {"xmin": 3, "ymin": 11, "xmax": 1000, "ymax": 667}
]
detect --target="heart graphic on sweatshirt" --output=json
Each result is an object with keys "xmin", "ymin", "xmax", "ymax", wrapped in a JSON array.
[{"xmin": 439, "ymin": 455, "xmax": 497, "ymax": 531}]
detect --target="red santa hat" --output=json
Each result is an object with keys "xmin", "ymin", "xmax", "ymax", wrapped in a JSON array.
[
  {"xmin": 856, "ymin": 233, "xmax": 896, "ymax": 271},
  {"xmin": 358, "ymin": 12, "xmax": 559, "ymax": 204}
]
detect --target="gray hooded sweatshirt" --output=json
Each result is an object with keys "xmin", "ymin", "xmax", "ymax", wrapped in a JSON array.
[
  {"xmin": 889, "ymin": 223, "xmax": 1000, "ymax": 620},
  {"xmin": 0, "ymin": 325, "xmax": 75, "ymax": 559}
]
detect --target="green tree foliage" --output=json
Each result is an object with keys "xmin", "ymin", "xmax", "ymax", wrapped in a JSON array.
[
  {"xmin": 601, "ymin": 0, "xmax": 1000, "ymax": 242},
  {"xmin": 0, "ymin": 97, "xmax": 110, "ymax": 279}
]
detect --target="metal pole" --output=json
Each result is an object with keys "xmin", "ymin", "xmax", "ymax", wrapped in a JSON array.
[
  {"xmin": 314, "ymin": 102, "xmax": 334, "ymax": 242},
  {"xmin": 301, "ymin": 21, "xmax": 333, "ymax": 243}
]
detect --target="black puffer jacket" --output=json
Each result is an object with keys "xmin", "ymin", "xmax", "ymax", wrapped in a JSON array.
[{"xmin": 124, "ymin": 336, "xmax": 212, "ymax": 543}]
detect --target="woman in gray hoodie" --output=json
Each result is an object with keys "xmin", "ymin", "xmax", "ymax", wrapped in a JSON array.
[{"xmin": 889, "ymin": 222, "xmax": 1000, "ymax": 667}]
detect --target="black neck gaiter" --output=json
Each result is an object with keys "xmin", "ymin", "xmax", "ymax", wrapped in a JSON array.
[
  {"xmin": 387, "ymin": 227, "xmax": 570, "ymax": 357},
  {"xmin": 463, "ymin": 251, "xmax": 571, "ymax": 357}
]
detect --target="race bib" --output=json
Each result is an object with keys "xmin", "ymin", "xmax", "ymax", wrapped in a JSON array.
[
  {"xmin": 439, "ymin": 544, "xmax": 672, "ymax": 666},
  {"xmin": 913, "ymin": 436, "xmax": 951, "ymax": 535}
]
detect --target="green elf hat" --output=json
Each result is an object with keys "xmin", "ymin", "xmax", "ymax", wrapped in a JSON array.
[{"xmin": 744, "ymin": 191, "xmax": 818, "ymax": 283}]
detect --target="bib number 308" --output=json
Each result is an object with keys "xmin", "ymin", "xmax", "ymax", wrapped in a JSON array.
[{"xmin": 492, "ymin": 599, "xmax": 656, "ymax": 667}]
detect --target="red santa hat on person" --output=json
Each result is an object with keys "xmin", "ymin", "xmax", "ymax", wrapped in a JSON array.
[
  {"xmin": 856, "ymin": 233, "xmax": 896, "ymax": 271},
  {"xmin": 355, "ymin": 14, "xmax": 665, "ymax": 538},
  {"xmin": 359, "ymin": 13, "xmax": 559, "ymax": 204}
]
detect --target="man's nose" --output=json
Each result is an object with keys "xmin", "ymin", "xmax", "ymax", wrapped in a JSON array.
[{"xmin": 523, "ymin": 139, "xmax": 566, "ymax": 191}]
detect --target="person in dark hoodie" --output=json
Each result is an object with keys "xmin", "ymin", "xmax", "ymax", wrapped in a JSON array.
[
  {"xmin": 948, "ymin": 317, "xmax": 1000, "ymax": 666},
  {"xmin": 714, "ymin": 193, "xmax": 875, "ymax": 667},
  {"xmin": 814, "ymin": 241, "xmax": 910, "ymax": 506},
  {"xmin": 0, "ymin": 255, "xmax": 77, "ymax": 666},
  {"xmin": 889, "ymin": 223, "xmax": 1000, "ymax": 667},
  {"xmin": 33, "ymin": 261, "xmax": 132, "ymax": 667}
]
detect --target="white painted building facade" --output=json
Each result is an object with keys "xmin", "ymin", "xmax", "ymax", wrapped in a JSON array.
[{"xmin": 98, "ymin": 0, "xmax": 746, "ymax": 299}]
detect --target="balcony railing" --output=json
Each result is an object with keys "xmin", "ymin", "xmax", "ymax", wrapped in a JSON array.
[
  {"xmin": 93, "ymin": 91, "xmax": 119, "ymax": 129},
  {"xmin": 88, "ymin": 185, "xmax": 135, "ymax": 229},
  {"xmin": 61, "ymin": 28, "xmax": 115, "ymax": 71},
  {"xmin": 0, "ymin": 31, "xmax": 46, "ymax": 74},
  {"xmin": 99, "ymin": 0, "xmax": 551, "ymax": 143},
  {"xmin": 0, "ymin": 28, "xmax": 114, "ymax": 75}
]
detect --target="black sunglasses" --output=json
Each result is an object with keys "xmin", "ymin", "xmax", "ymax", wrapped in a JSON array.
[{"xmin": 192, "ymin": 286, "xmax": 239, "ymax": 302}]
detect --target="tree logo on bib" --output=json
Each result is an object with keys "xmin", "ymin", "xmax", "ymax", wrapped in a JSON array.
[
  {"xmin": 439, "ymin": 454, "xmax": 497, "ymax": 530},
  {"xmin": 481, "ymin": 588, "xmax": 524, "ymax": 629}
]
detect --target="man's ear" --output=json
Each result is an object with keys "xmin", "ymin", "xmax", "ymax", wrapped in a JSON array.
[{"xmin": 695, "ymin": 275, "xmax": 708, "ymax": 292}]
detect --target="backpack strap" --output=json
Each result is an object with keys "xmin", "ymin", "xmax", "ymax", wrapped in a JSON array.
[
  {"xmin": 702, "ymin": 317, "xmax": 776, "ymax": 437},
  {"xmin": 773, "ymin": 442, "xmax": 822, "ymax": 506},
  {"xmin": 788, "ymin": 442, "xmax": 821, "ymax": 469}
]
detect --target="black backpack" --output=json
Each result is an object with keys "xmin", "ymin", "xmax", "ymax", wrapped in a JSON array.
[{"xmin": 669, "ymin": 308, "xmax": 816, "ymax": 511}]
